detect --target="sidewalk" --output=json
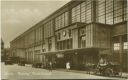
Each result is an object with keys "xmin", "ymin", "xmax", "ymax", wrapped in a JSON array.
[
  {"xmin": 57, "ymin": 69, "xmax": 88, "ymax": 74},
  {"xmin": 25, "ymin": 64, "xmax": 32, "ymax": 67},
  {"xmin": 121, "ymin": 72, "xmax": 128, "ymax": 79},
  {"xmin": 56, "ymin": 68, "xmax": 128, "ymax": 79},
  {"xmin": 23, "ymin": 64, "xmax": 128, "ymax": 79}
]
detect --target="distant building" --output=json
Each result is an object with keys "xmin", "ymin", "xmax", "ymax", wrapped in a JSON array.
[
  {"xmin": 10, "ymin": 0, "xmax": 127, "ymax": 72},
  {"xmin": 1, "ymin": 38, "xmax": 5, "ymax": 61}
]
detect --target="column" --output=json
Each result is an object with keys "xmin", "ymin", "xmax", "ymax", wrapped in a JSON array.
[
  {"xmin": 68, "ymin": 9, "xmax": 72, "ymax": 25},
  {"xmin": 119, "ymin": 35, "xmax": 123, "ymax": 71},
  {"xmin": 92, "ymin": 0, "xmax": 96, "ymax": 22}
]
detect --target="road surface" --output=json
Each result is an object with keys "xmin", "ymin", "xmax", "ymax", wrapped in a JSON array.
[{"xmin": 1, "ymin": 62, "xmax": 125, "ymax": 79}]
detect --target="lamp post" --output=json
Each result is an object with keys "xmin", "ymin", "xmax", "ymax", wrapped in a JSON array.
[{"xmin": 75, "ymin": 52, "xmax": 78, "ymax": 69}]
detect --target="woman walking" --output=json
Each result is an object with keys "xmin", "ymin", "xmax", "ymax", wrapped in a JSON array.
[
  {"xmin": 49, "ymin": 61, "xmax": 52, "ymax": 72},
  {"xmin": 66, "ymin": 62, "xmax": 70, "ymax": 71}
]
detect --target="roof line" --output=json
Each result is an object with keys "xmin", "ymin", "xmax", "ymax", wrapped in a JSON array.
[{"xmin": 10, "ymin": 0, "xmax": 73, "ymax": 43}]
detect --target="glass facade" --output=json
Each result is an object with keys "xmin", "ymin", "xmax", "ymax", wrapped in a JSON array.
[
  {"xmin": 96, "ymin": 0, "xmax": 126, "ymax": 24},
  {"xmin": 71, "ymin": 0, "xmax": 126, "ymax": 24},
  {"xmin": 114, "ymin": 0, "xmax": 124, "ymax": 24},
  {"xmin": 35, "ymin": 27, "xmax": 43, "ymax": 43},
  {"xmin": 71, "ymin": 0, "xmax": 92, "ymax": 23},
  {"xmin": 106, "ymin": 0, "xmax": 114, "ymax": 24},
  {"xmin": 96, "ymin": 0, "xmax": 106, "ymax": 24},
  {"xmin": 56, "ymin": 29, "xmax": 73, "ymax": 50},
  {"xmin": 48, "ymin": 37, "xmax": 52, "ymax": 51},
  {"xmin": 10, "ymin": 0, "xmax": 127, "ymax": 71},
  {"xmin": 55, "ymin": 12, "xmax": 69, "ymax": 30},
  {"xmin": 11, "ymin": 0, "xmax": 127, "ymax": 49},
  {"xmin": 44, "ymin": 20, "xmax": 53, "ymax": 38},
  {"xmin": 57, "ymin": 39, "xmax": 72, "ymax": 50}
]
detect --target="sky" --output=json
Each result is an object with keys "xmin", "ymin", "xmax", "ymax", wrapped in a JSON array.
[{"xmin": 1, "ymin": 0, "xmax": 71, "ymax": 48}]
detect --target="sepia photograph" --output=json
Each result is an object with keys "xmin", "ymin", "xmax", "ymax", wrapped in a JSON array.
[{"xmin": 1, "ymin": 0, "xmax": 128, "ymax": 79}]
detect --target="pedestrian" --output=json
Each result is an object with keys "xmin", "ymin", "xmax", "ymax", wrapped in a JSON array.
[
  {"xmin": 86, "ymin": 63, "xmax": 91, "ymax": 74},
  {"xmin": 53, "ymin": 61, "xmax": 56, "ymax": 69},
  {"xmin": 66, "ymin": 62, "xmax": 70, "ymax": 71},
  {"xmin": 49, "ymin": 61, "xmax": 52, "ymax": 72}
]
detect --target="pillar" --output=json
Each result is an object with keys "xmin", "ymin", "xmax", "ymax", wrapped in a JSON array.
[
  {"xmin": 119, "ymin": 35, "xmax": 123, "ymax": 71},
  {"xmin": 92, "ymin": 0, "xmax": 96, "ymax": 22}
]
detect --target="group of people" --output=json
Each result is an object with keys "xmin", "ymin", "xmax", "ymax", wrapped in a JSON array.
[{"xmin": 47, "ymin": 61, "xmax": 71, "ymax": 72}]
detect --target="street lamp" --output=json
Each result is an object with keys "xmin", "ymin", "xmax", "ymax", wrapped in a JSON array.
[{"xmin": 75, "ymin": 52, "xmax": 77, "ymax": 55}]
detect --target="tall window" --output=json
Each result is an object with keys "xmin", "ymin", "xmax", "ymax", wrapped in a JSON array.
[
  {"xmin": 56, "ymin": 29, "xmax": 72, "ymax": 50},
  {"xmin": 80, "ymin": 36, "xmax": 86, "ymax": 48},
  {"xmin": 85, "ymin": 0, "xmax": 92, "ymax": 23},
  {"xmin": 48, "ymin": 38, "xmax": 52, "ymax": 51},
  {"xmin": 68, "ymin": 29, "xmax": 72, "ymax": 38},
  {"xmin": 55, "ymin": 12, "xmax": 69, "ymax": 30},
  {"xmin": 72, "ymin": 0, "xmax": 92, "ymax": 23},
  {"xmin": 36, "ymin": 28, "xmax": 39, "ymax": 43},
  {"xmin": 114, "ymin": 43, "xmax": 120, "ymax": 50},
  {"xmin": 81, "ymin": 2, "xmax": 86, "ymax": 22},
  {"xmin": 96, "ymin": 0, "xmax": 106, "ymax": 24},
  {"xmin": 123, "ymin": 0, "xmax": 127, "ymax": 21},
  {"xmin": 106, "ymin": 0, "xmax": 114, "ymax": 24},
  {"xmin": 67, "ymin": 39, "xmax": 72, "ymax": 49},
  {"xmin": 96, "ymin": 0, "xmax": 126, "ymax": 24},
  {"xmin": 57, "ymin": 33, "xmax": 61, "ymax": 40},
  {"xmin": 44, "ymin": 20, "xmax": 53, "ymax": 38},
  {"xmin": 72, "ymin": 5, "xmax": 81, "ymax": 23},
  {"xmin": 124, "ymin": 42, "xmax": 128, "ymax": 50},
  {"xmin": 114, "ymin": 0, "xmax": 123, "ymax": 24},
  {"xmin": 123, "ymin": 34, "xmax": 128, "ymax": 50},
  {"xmin": 79, "ymin": 28, "xmax": 86, "ymax": 48},
  {"xmin": 57, "ymin": 39, "xmax": 72, "ymax": 50}
]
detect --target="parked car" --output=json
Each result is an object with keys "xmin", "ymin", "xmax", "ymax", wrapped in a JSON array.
[
  {"xmin": 5, "ymin": 57, "xmax": 14, "ymax": 65},
  {"xmin": 32, "ymin": 62, "xmax": 42, "ymax": 68},
  {"xmin": 94, "ymin": 62, "xmax": 121, "ymax": 77}
]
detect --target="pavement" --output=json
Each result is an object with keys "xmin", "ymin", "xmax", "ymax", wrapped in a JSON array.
[
  {"xmin": 1, "ymin": 63, "xmax": 128, "ymax": 79},
  {"xmin": 58, "ymin": 69, "xmax": 128, "ymax": 79},
  {"xmin": 121, "ymin": 73, "xmax": 128, "ymax": 79}
]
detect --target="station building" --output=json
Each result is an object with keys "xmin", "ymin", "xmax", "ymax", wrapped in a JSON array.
[{"xmin": 10, "ymin": 0, "xmax": 127, "ymax": 71}]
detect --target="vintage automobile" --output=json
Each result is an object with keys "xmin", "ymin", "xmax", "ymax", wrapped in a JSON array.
[
  {"xmin": 5, "ymin": 57, "xmax": 14, "ymax": 65},
  {"xmin": 108, "ymin": 63, "xmax": 121, "ymax": 76},
  {"xmin": 94, "ymin": 62, "xmax": 121, "ymax": 77}
]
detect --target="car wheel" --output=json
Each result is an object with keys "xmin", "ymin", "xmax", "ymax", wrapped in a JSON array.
[{"xmin": 105, "ymin": 68, "xmax": 113, "ymax": 76}]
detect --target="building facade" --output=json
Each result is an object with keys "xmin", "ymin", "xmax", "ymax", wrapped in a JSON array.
[{"xmin": 10, "ymin": 0, "xmax": 127, "ymax": 71}]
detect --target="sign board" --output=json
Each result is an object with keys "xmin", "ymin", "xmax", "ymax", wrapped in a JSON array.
[{"xmin": 56, "ymin": 53, "xmax": 64, "ymax": 58}]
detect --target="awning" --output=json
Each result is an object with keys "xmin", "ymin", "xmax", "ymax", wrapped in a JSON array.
[
  {"xmin": 99, "ymin": 53, "xmax": 112, "ymax": 56},
  {"xmin": 36, "ymin": 51, "xmax": 57, "ymax": 55},
  {"xmin": 36, "ymin": 49, "xmax": 75, "ymax": 55},
  {"xmin": 75, "ymin": 47, "xmax": 107, "ymax": 54},
  {"xmin": 36, "ymin": 47, "xmax": 108, "ymax": 55}
]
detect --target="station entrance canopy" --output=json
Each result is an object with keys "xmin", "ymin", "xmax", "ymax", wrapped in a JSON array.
[{"xmin": 36, "ymin": 47, "xmax": 107, "ymax": 56}]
